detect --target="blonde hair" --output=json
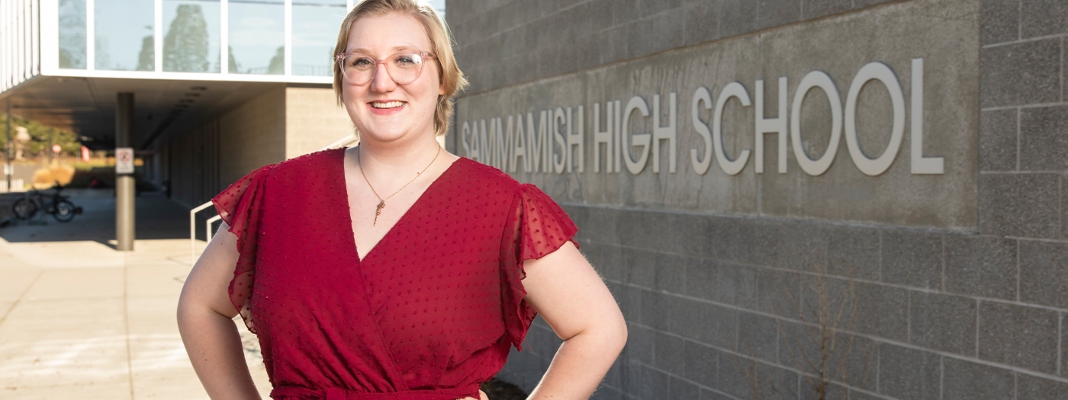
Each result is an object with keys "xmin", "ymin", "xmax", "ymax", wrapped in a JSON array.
[{"xmin": 332, "ymin": 0, "xmax": 468, "ymax": 136}]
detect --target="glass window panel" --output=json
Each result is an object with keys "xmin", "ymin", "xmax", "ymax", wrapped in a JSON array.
[
  {"xmin": 163, "ymin": 0, "xmax": 221, "ymax": 73},
  {"xmin": 58, "ymin": 0, "xmax": 87, "ymax": 69},
  {"xmin": 228, "ymin": 0, "xmax": 284, "ymax": 74},
  {"xmin": 95, "ymin": 0, "xmax": 155, "ymax": 71},
  {"xmin": 291, "ymin": 0, "xmax": 346, "ymax": 77}
]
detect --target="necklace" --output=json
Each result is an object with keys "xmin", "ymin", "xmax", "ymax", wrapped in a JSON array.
[{"xmin": 357, "ymin": 146, "xmax": 441, "ymax": 226}]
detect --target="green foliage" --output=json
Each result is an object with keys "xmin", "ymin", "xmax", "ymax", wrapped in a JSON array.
[
  {"xmin": 0, "ymin": 114, "xmax": 82, "ymax": 159},
  {"xmin": 163, "ymin": 4, "xmax": 210, "ymax": 72}
]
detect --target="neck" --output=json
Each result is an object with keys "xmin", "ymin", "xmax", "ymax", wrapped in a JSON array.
[{"xmin": 357, "ymin": 135, "xmax": 441, "ymax": 172}]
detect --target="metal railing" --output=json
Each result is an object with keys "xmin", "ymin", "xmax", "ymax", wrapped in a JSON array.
[
  {"xmin": 0, "ymin": 179, "xmax": 25, "ymax": 192},
  {"xmin": 189, "ymin": 133, "xmax": 359, "ymax": 265}
]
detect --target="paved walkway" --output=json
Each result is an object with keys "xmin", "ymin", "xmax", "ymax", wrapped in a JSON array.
[{"xmin": 0, "ymin": 190, "xmax": 271, "ymax": 399}]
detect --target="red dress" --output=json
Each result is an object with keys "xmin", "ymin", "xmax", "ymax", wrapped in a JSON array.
[{"xmin": 212, "ymin": 148, "xmax": 577, "ymax": 400}]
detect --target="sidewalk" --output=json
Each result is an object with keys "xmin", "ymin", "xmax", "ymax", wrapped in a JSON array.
[{"xmin": 0, "ymin": 190, "xmax": 271, "ymax": 399}]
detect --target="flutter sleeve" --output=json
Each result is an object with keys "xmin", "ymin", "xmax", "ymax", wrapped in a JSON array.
[
  {"xmin": 211, "ymin": 164, "xmax": 274, "ymax": 332},
  {"xmin": 499, "ymin": 183, "xmax": 579, "ymax": 350}
]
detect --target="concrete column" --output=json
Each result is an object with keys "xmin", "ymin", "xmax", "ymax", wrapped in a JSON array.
[
  {"xmin": 5, "ymin": 103, "xmax": 11, "ymax": 191},
  {"xmin": 116, "ymin": 93, "xmax": 135, "ymax": 251}
]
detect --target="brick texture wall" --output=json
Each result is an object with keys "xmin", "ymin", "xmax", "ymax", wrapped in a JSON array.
[{"xmin": 449, "ymin": 0, "xmax": 1068, "ymax": 399}]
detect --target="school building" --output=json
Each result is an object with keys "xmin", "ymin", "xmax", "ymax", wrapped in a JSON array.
[
  {"xmin": 447, "ymin": 0, "xmax": 1068, "ymax": 399},
  {"xmin": 3, "ymin": 0, "xmax": 1068, "ymax": 399}
]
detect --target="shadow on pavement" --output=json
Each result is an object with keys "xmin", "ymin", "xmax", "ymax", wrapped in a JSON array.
[{"xmin": 0, "ymin": 189, "xmax": 201, "ymax": 245}]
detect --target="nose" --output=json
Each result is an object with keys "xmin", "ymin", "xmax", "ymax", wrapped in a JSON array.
[{"xmin": 369, "ymin": 62, "xmax": 396, "ymax": 92}]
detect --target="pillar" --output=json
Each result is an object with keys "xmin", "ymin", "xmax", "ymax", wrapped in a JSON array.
[{"xmin": 116, "ymin": 93, "xmax": 135, "ymax": 251}]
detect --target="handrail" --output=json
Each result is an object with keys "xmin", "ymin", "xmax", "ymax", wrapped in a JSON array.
[{"xmin": 188, "ymin": 133, "xmax": 359, "ymax": 265}]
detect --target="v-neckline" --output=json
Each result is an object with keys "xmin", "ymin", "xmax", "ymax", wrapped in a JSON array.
[{"xmin": 340, "ymin": 148, "xmax": 464, "ymax": 263}]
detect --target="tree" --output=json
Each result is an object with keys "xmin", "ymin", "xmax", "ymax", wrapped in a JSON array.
[
  {"xmin": 58, "ymin": 0, "xmax": 87, "ymax": 69},
  {"xmin": 163, "ymin": 5, "xmax": 211, "ymax": 72}
]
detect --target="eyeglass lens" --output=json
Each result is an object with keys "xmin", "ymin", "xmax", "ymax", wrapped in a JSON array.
[{"xmin": 340, "ymin": 53, "xmax": 425, "ymax": 85}]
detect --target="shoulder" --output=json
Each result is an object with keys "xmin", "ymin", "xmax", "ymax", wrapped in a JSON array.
[
  {"xmin": 452, "ymin": 157, "xmax": 523, "ymax": 193},
  {"xmin": 268, "ymin": 148, "xmax": 344, "ymax": 177}
]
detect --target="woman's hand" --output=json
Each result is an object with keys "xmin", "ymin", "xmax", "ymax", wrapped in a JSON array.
[{"xmin": 520, "ymin": 242, "xmax": 628, "ymax": 399}]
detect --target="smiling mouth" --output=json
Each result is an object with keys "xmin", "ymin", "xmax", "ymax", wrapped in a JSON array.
[{"xmin": 370, "ymin": 101, "xmax": 405, "ymax": 109}]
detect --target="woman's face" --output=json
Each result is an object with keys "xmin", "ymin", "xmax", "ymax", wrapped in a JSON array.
[{"xmin": 341, "ymin": 12, "xmax": 442, "ymax": 144}]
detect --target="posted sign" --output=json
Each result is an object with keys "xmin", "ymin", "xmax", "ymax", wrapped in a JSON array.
[{"xmin": 116, "ymin": 148, "xmax": 135, "ymax": 174}]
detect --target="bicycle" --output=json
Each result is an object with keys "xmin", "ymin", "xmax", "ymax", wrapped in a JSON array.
[{"xmin": 12, "ymin": 183, "xmax": 82, "ymax": 223}]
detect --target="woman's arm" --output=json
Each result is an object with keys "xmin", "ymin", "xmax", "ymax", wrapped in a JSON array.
[
  {"xmin": 177, "ymin": 222, "xmax": 262, "ymax": 399},
  {"xmin": 520, "ymin": 241, "xmax": 628, "ymax": 400}
]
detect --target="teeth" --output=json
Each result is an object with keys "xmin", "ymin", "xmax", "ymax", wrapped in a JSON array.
[{"xmin": 371, "ymin": 101, "xmax": 404, "ymax": 109}]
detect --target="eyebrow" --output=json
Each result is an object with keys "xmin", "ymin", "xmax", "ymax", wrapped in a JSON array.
[{"xmin": 344, "ymin": 45, "xmax": 425, "ymax": 54}]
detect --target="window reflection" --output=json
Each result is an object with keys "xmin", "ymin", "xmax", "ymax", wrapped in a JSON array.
[
  {"xmin": 95, "ymin": 0, "xmax": 154, "ymax": 71},
  {"xmin": 163, "ymin": 0, "xmax": 221, "ymax": 73},
  {"xmin": 58, "ymin": 0, "xmax": 87, "ymax": 69},
  {"xmin": 292, "ymin": 0, "xmax": 347, "ymax": 77},
  {"xmin": 229, "ymin": 0, "xmax": 285, "ymax": 74}
]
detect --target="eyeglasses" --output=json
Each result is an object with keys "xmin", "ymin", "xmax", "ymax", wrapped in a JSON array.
[{"xmin": 335, "ymin": 51, "xmax": 436, "ymax": 85}]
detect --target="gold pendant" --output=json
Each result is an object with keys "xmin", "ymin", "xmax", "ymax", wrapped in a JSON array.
[{"xmin": 374, "ymin": 200, "xmax": 385, "ymax": 226}]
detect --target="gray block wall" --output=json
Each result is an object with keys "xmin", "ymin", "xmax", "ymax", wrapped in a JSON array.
[{"xmin": 448, "ymin": 0, "xmax": 1068, "ymax": 399}]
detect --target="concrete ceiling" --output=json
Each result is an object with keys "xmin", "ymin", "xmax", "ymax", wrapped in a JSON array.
[{"xmin": 1, "ymin": 76, "xmax": 327, "ymax": 151}]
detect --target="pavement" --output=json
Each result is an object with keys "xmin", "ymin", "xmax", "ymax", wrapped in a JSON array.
[{"xmin": 0, "ymin": 189, "xmax": 271, "ymax": 399}]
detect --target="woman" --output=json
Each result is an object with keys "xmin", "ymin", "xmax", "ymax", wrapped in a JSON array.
[{"xmin": 177, "ymin": 1, "xmax": 627, "ymax": 399}]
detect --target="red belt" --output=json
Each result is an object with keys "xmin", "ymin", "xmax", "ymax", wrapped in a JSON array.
[{"xmin": 271, "ymin": 384, "xmax": 480, "ymax": 400}]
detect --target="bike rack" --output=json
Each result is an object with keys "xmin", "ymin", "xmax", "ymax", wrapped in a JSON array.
[{"xmin": 188, "ymin": 134, "xmax": 359, "ymax": 266}]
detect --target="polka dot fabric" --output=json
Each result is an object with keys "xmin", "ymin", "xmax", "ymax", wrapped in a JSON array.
[{"xmin": 211, "ymin": 149, "xmax": 577, "ymax": 400}]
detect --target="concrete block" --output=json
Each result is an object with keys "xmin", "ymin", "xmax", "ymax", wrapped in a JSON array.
[
  {"xmin": 683, "ymin": 1, "xmax": 719, "ymax": 47},
  {"xmin": 720, "ymin": 0, "xmax": 759, "ymax": 39},
  {"xmin": 801, "ymin": 0, "xmax": 852, "ymax": 20},
  {"xmin": 979, "ymin": 109, "xmax": 1018, "ymax": 172},
  {"xmin": 881, "ymin": 230, "xmax": 942, "ymax": 289},
  {"xmin": 980, "ymin": 38, "xmax": 1061, "ymax": 108},
  {"xmin": 942, "ymin": 357, "xmax": 1015, "ymax": 399},
  {"xmin": 1063, "ymin": 313, "xmax": 1068, "ymax": 378},
  {"xmin": 744, "ymin": 220, "xmax": 785, "ymax": 268},
  {"xmin": 855, "ymin": 282, "xmax": 908, "ymax": 342},
  {"xmin": 636, "ymin": 364, "xmax": 672, "ymax": 400},
  {"xmin": 590, "ymin": 386, "xmax": 624, "ymax": 400},
  {"xmin": 621, "ymin": 248, "xmax": 687, "ymax": 293},
  {"xmin": 685, "ymin": 260, "xmax": 736, "ymax": 304},
  {"xmin": 623, "ymin": 323, "xmax": 655, "ymax": 365},
  {"xmin": 978, "ymin": 173, "xmax": 1061, "ymax": 238},
  {"xmin": 736, "ymin": 267, "xmax": 802, "ymax": 320},
  {"xmin": 776, "ymin": 221, "xmax": 829, "ymax": 272},
  {"xmin": 1019, "ymin": 240, "xmax": 1068, "ymax": 309},
  {"xmin": 682, "ymin": 340, "xmax": 719, "ymax": 387},
  {"xmin": 607, "ymin": 282, "xmax": 642, "ymax": 324},
  {"xmin": 594, "ymin": 26, "xmax": 629, "ymax": 66},
  {"xmin": 626, "ymin": 10, "xmax": 686, "ymax": 60},
  {"xmin": 608, "ymin": 0, "xmax": 641, "ymax": 27},
  {"xmin": 720, "ymin": 358, "xmax": 799, "ymax": 400},
  {"xmin": 826, "ymin": 225, "xmax": 881, "ymax": 281},
  {"xmin": 668, "ymin": 376, "xmax": 701, "ymax": 400},
  {"xmin": 909, "ymin": 291, "xmax": 977, "ymax": 356},
  {"xmin": 877, "ymin": 343, "xmax": 941, "ymax": 399},
  {"xmin": 779, "ymin": 319, "xmax": 877, "ymax": 392},
  {"xmin": 653, "ymin": 331, "xmax": 688, "ymax": 377},
  {"xmin": 673, "ymin": 297, "xmax": 738, "ymax": 350},
  {"xmin": 700, "ymin": 387, "xmax": 735, "ymax": 400},
  {"xmin": 978, "ymin": 301, "xmax": 1059, "ymax": 374},
  {"xmin": 736, "ymin": 311, "xmax": 778, "ymax": 363},
  {"xmin": 944, "ymin": 234, "xmax": 1017, "ymax": 301},
  {"xmin": 853, "ymin": 0, "xmax": 894, "ymax": 6},
  {"xmin": 1017, "ymin": 373, "xmax": 1068, "ymax": 399},
  {"xmin": 1021, "ymin": 0, "xmax": 1068, "ymax": 38},
  {"xmin": 980, "ymin": 0, "xmax": 1019, "ymax": 45},
  {"xmin": 596, "ymin": 243, "xmax": 626, "ymax": 283},
  {"xmin": 1020, "ymin": 105, "xmax": 1068, "ymax": 171},
  {"xmin": 757, "ymin": 0, "xmax": 801, "ymax": 31}
]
